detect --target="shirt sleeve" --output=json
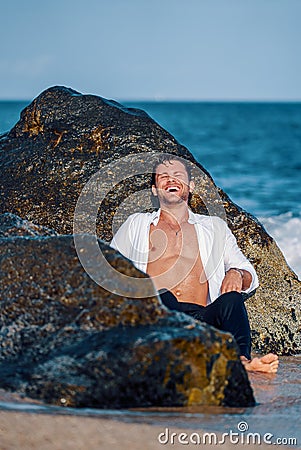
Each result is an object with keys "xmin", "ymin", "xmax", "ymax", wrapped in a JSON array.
[
  {"xmin": 110, "ymin": 215, "xmax": 134, "ymax": 260},
  {"xmin": 223, "ymin": 221, "xmax": 259, "ymax": 294}
]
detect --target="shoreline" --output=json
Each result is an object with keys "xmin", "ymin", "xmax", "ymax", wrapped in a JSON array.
[
  {"xmin": 0, "ymin": 355, "xmax": 300, "ymax": 448},
  {"xmin": 0, "ymin": 410, "xmax": 289, "ymax": 450}
]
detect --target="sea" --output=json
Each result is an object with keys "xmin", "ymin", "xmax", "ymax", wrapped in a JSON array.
[
  {"xmin": 1, "ymin": 100, "xmax": 300, "ymax": 279},
  {"xmin": 0, "ymin": 100, "xmax": 300, "ymax": 443}
]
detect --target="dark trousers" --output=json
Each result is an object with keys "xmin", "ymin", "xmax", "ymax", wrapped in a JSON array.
[{"xmin": 159, "ymin": 290, "xmax": 251, "ymax": 360}]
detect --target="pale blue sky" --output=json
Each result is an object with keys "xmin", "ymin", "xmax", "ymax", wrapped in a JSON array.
[{"xmin": 1, "ymin": 0, "xmax": 300, "ymax": 100}]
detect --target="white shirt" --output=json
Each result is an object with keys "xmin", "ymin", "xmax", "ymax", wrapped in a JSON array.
[{"xmin": 110, "ymin": 208, "xmax": 259, "ymax": 303}]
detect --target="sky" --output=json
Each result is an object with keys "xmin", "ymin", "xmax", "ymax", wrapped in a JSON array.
[{"xmin": 1, "ymin": 0, "xmax": 301, "ymax": 101}]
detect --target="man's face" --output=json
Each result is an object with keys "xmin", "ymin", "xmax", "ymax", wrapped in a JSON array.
[{"xmin": 152, "ymin": 160, "xmax": 194, "ymax": 205}]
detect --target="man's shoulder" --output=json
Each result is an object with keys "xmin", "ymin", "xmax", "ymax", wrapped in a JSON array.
[
  {"xmin": 127, "ymin": 211, "xmax": 156, "ymax": 219},
  {"xmin": 192, "ymin": 212, "xmax": 227, "ymax": 227},
  {"xmin": 123, "ymin": 211, "xmax": 156, "ymax": 226}
]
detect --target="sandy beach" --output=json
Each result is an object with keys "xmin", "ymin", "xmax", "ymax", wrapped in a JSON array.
[
  {"xmin": 0, "ymin": 410, "xmax": 290, "ymax": 450},
  {"xmin": 2, "ymin": 411, "xmax": 173, "ymax": 450}
]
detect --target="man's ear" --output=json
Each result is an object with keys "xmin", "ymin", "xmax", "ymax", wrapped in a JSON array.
[
  {"xmin": 189, "ymin": 180, "xmax": 195, "ymax": 193},
  {"xmin": 151, "ymin": 185, "xmax": 158, "ymax": 196}
]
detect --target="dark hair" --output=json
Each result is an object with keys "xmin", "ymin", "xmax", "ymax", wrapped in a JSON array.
[{"xmin": 151, "ymin": 155, "xmax": 192, "ymax": 187}]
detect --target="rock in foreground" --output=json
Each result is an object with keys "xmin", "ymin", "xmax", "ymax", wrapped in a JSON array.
[{"xmin": 0, "ymin": 228, "xmax": 254, "ymax": 407}]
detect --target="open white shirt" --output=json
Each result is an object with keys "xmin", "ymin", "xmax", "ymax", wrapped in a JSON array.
[{"xmin": 110, "ymin": 208, "xmax": 259, "ymax": 304}]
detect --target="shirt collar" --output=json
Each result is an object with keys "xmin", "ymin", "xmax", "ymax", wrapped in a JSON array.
[
  {"xmin": 151, "ymin": 209, "xmax": 161, "ymax": 226},
  {"xmin": 150, "ymin": 208, "xmax": 199, "ymax": 226}
]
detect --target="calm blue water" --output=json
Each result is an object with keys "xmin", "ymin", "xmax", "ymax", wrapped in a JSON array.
[{"xmin": 1, "ymin": 100, "xmax": 301, "ymax": 277}]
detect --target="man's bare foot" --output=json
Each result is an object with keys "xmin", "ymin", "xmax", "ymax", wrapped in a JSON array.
[{"xmin": 240, "ymin": 353, "xmax": 279, "ymax": 373}]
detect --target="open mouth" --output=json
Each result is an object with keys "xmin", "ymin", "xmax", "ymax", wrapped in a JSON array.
[{"xmin": 166, "ymin": 186, "xmax": 180, "ymax": 192}]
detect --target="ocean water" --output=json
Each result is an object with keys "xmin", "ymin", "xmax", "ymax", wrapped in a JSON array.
[{"xmin": 1, "ymin": 100, "xmax": 301, "ymax": 278}]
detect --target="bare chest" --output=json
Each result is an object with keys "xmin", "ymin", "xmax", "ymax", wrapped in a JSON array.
[
  {"xmin": 148, "ymin": 222, "xmax": 199, "ymax": 262},
  {"xmin": 146, "ymin": 220, "xmax": 208, "ymax": 305}
]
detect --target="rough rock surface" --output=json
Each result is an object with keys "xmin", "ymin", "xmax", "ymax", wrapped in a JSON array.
[
  {"xmin": 0, "ymin": 212, "xmax": 58, "ymax": 237},
  {"xmin": 0, "ymin": 86, "xmax": 299, "ymax": 354},
  {"xmin": 0, "ymin": 230, "xmax": 254, "ymax": 407}
]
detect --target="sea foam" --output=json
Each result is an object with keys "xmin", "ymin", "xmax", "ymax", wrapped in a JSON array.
[{"xmin": 260, "ymin": 213, "xmax": 301, "ymax": 280}]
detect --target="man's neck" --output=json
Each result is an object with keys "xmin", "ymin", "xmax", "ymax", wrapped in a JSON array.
[{"xmin": 159, "ymin": 202, "xmax": 189, "ymax": 225}]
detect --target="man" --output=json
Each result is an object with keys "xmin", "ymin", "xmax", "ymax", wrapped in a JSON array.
[{"xmin": 111, "ymin": 156, "xmax": 278, "ymax": 373}]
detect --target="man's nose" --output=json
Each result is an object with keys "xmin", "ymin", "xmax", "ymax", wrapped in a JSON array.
[{"xmin": 167, "ymin": 175, "xmax": 177, "ymax": 182}]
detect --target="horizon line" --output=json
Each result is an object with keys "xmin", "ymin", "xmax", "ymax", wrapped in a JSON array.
[{"xmin": 1, "ymin": 97, "xmax": 301, "ymax": 104}]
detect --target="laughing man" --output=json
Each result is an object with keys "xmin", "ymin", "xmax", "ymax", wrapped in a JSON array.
[{"xmin": 111, "ymin": 156, "xmax": 279, "ymax": 373}]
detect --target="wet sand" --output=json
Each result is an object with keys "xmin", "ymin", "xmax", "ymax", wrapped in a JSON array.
[
  {"xmin": 0, "ymin": 356, "xmax": 300, "ymax": 449},
  {"xmin": 0, "ymin": 410, "xmax": 292, "ymax": 450}
]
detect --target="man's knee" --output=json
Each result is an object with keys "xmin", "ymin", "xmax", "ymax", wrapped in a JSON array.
[
  {"xmin": 219, "ymin": 291, "xmax": 244, "ymax": 302},
  {"xmin": 217, "ymin": 291, "xmax": 245, "ymax": 311}
]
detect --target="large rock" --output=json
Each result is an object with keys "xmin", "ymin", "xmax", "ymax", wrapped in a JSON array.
[
  {"xmin": 0, "ymin": 222, "xmax": 254, "ymax": 407},
  {"xmin": 0, "ymin": 86, "xmax": 300, "ymax": 354},
  {"xmin": 0, "ymin": 212, "xmax": 58, "ymax": 237}
]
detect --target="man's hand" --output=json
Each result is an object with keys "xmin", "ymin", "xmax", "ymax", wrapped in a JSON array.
[
  {"xmin": 221, "ymin": 268, "xmax": 252, "ymax": 294},
  {"xmin": 221, "ymin": 269, "xmax": 243, "ymax": 294}
]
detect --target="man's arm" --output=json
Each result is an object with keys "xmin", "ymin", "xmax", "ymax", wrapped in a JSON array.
[
  {"xmin": 221, "ymin": 221, "xmax": 259, "ymax": 294},
  {"xmin": 221, "ymin": 268, "xmax": 252, "ymax": 294},
  {"xmin": 110, "ymin": 216, "xmax": 133, "ymax": 259},
  {"xmin": 110, "ymin": 212, "xmax": 149, "ymax": 273}
]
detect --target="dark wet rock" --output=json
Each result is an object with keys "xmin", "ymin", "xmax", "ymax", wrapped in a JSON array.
[
  {"xmin": 0, "ymin": 213, "xmax": 57, "ymax": 237},
  {"xmin": 0, "ymin": 234, "xmax": 254, "ymax": 407},
  {"xmin": 0, "ymin": 86, "xmax": 299, "ymax": 364}
]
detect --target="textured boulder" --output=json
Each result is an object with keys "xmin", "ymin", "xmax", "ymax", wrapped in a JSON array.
[
  {"xmin": 0, "ymin": 228, "xmax": 254, "ymax": 407},
  {"xmin": 0, "ymin": 212, "xmax": 58, "ymax": 237},
  {"xmin": 0, "ymin": 85, "xmax": 300, "ymax": 355}
]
